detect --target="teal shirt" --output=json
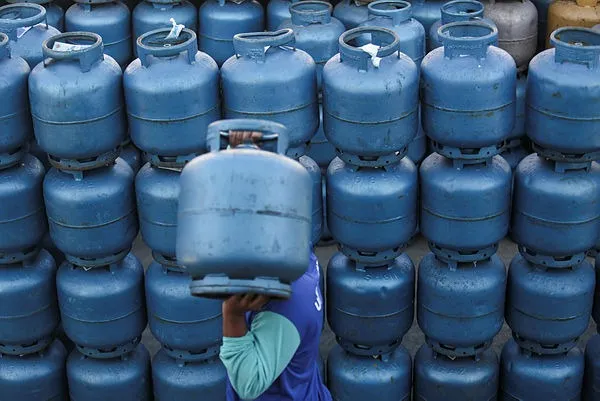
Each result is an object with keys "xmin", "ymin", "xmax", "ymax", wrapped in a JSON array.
[{"xmin": 220, "ymin": 311, "xmax": 301, "ymax": 400}]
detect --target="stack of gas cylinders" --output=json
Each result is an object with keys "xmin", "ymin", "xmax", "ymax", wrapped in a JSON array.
[
  {"xmin": 323, "ymin": 25, "xmax": 419, "ymax": 400},
  {"xmin": 124, "ymin": 26, "xmax": 227, "ymax": 400},
  {"xmin": 416, "ymin": 20, "xmax": 514, "ymax": 399},
  {"xmin": 0, "ymin": 30, "xmax": 68, "ymax": 400},
  {"xmin": 506, "ymin": 26, "xmax": 600, "ymax": 400},
  {"xmin": 28, "ymin": 31, "xmax": 150, "ymax": 399}
]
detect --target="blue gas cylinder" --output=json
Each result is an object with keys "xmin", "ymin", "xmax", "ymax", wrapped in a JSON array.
[
  {"xmin": 500, "ymin": 338, "xmax": 584, "ymax": 400},
  {"xmin": 125, "ymin": 28, "xmax": 220, "ymax": 163},
  {"xmin": 410, "ymin": 0, "xmax": 444, "ymax": 33},
  {"xmin": 0, "ymin": 155, "xmax": 47, "ymax": 264},
  {"xmin": 414, "ymin": 344, "xmax": 499, "ymax": 400},
  {"xmin": 527, "ymin": 28, "xmax": 600, "ymax": 158},
  {"xmin": 0, "ymin": 339, "xmax": 68, "ymax": 400},
  {"xmin": 119, "ymin": 141, "xmax": 142, "ymax": 174},
  {"xmin": 152, "ymin": 349, "xmax": 227, "ymax": 400},
  {"xmin": 511, "ymin": 154, "xmax": 600, "ymax": 267},
  {"xmin": 327, "ymin": 156, "xmax": 417, "ymax": 266},
  {"xmin": 327, "ymin": 252, "xmax": 415, "ymax": 356},
  {"xmin": 505, "ymin": 252, "xmax": 594, "ymax": 353},
  {"xmin": 417, "ymin": 252, "xmax": 506, "ymax": 357},
  {"xmin": 407, "ymin": 108, "xmax": 427, "ymax": 165},
  {"xmin": 41, "ymin": 231, "xmax": 65, "ymax": 267},
  {"xmin": 6, "ymin": 0, "xmax": 65, "ymax": 30},
  {"xmin": 358, "ymin": 0, "xmax": 426, "ymax": 66},
  {"xmin": 29, "ymin": 32, "xmax": 126, "ymax": 170},
  {"xmin": 327, "ymin": 344, "xmax": 412, "ymax": 401},
  {"xmin": 267, "ymin": 0, "xmax": 296, "ymax": 30},
  {"xmin": 500, "ymin": 139, "xmax": 530, "ymax": 171},
  {"xmin": 0, "ymin": 249, "xmax": 58, "ymax": 355},
  {"xmin": 299, "ymin": 155, "xmax": 323, "ymax": 246},
  {"xmin": 57, "ymin": 252, "xmax": 146, "ymax": 357},
  {"xmin": 531, "ymin": 0, "xmax": 552, "ymax": 51},
  {"xmin": 421, "ymin": 20, "xmax": 515, "ymax": 159},
  {"xmin": 278, "ymin": 1, "xmax": 345, "ymax": 90},
  {"xmin": 420, "ymin": 153, "xmax": 511, "ymax": 261},
  {"xmin": 333, "ymin": 0, "xmax": 368, "ymax": 28},
  {"xmin": 177, "ymin": 120, "xmax": 312, "ymax": 299},
  {"xmin": 323, "ymin": 26, "xmax": 419, "ymax": 167},
  {"xmin": 307, "ymin": 105, "xmax": 336, "ymax": 170},
  {"xmin": 428, "ymin": 0, "xmax": 495, "ymax": 51},
  {"xmin": 65, "ymin": 0, "xmax": 132, "ymax": 68},
  {"xmin": 146, "ymin": 261, "xmax": 223, "ymax": 358},
  {"xmin": 501, "ymin": 71, "xmax": 529, "ymax": 169},
  {"xmin": 0, "ymin": 32, "xmax": 31, "ymax": 168},
  {"xmin": 198, "ymin": 0, "xmax": 264, "ymax": 66},
  {"xmin": 594, "ymin": 255, "xmax": 600, "ymax": 324},
  {"xmin": 222, "ymin": 29, "xmax": 319, "ymax": 158},
  {"xmin": 584, "ymin": 335, "xmax": 600, "ymax": 401},
  {"xmin": 0, "ymin": 3, "xmax": 60, "ymax": 68},
  {"xmin": 44, "ymin": 159, "xmax": 138, "ymax": 266},
  {"xmin": 67, "ymin": 344, "xmax": 152, "ymax": 400},
  {"xmin": 132, "ymin": 0, "xmax": 197, "ymax": 53}
]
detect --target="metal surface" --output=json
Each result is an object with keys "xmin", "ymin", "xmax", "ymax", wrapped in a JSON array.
[
  {"xmin": 326, "ymin": 156, "xmax": 417, "ymax": 266},
  {"xmin": 0, "ymin": 340, "xmax": 68, "ymax": 400},
  {"xmin": 125, "ymin": 28, "xmax": 220, "ymax": 161},
  {"xmin": 177, "ymin": 120, "xmax": 312, "ymax": 299},
  {"xmin": 584, "ymin": 334, "xmax": 600, "ymax": 401},
  {"xmin": 0, "ymin": 155, "xmax": 47, "ymax": 264},
  {"xmin": 152, "ymin": 349, "xmax": 227, "ymax": 400},
  {"xmin": 221, "ymin": 29, "xmax": 319, "ymax": 158},
  {"xmin": 66, "ymin": 1, "xmax": 132, "ymax": 68},
  {"xmin": 0, "ymin": 3, "xmax": 60, "ymax": 68},
  {"xmin": 323, "ymin": 27, "xmax": 419, "ymax": 166},
  {"xmin": 483, "ymin": 0, "xmax": 537, "ymax": 71},
  {"xmin": 420, "ymin": 153, "xmax": 511, "ymax": 261},
  {"xmin": 299, "ymin": 155, "xmax": 324, "ymax": 246},
  {"xmin": 421, "ymin": 21, "xmax": 516, "ymax": 157},
  {"xmin": 511, "ymin": 154, "xmax": 600, "ymax": 267},
  {"xmin": 119, "ymin": 142, "xmax": 142, "ymax": 174},
  {"xmin": 307, "ymin": 104, "xmax": 337, "ymax": 169},
  {"xmin": 327, "ymin": 252, "xmax": 415, "ymax": 356},
  {"xmin": 531, "ymin": 0, "xmax": 552, "ymax": 50},
  {"xmin": 57, "ymin": 253, "xmax": 147, "ymax": 357},
  {"xmin": 278, "ymin": 1, "xmax": 345, "ymax": 90},
  {"xmin": 67, "ymin": 344, "xmax": 152, "ymax": 400},
  {"xmin": 333, "ymin": 0, "xmax": 369, "ymax": 28},
  {"xmin": 44, "ymin": 159, "xmax": 138, "ymax": 266},
  {"xmin": 327, "ymin": 344, "xmax": 412, "ymax": 401},
  {"xmin": 0, "ymin": 249, "xmax": 58, "ymax": 356},
  {"xmin": 267, "ymin": 0, "xmax": 298, "ymax": 30},
  {"xmin": 5, "ymin": 0, "xmax": 65, "ymax": 30},
  {"xmin": 417, "ymin": 252, "xmax": 506, "ymax": 357},
  {"xmin": 500, "ymin": 338, "xmax": 584, "ymax": 400},
  {"xmin": 198, "ymin": 0, "xmax": 264, "ymax": 66},
  {"xmin": 546, "ymin": 0, "xmax": 600, "ymax": 48},
  {"xmin": 414, "ymin": 344, "xmax": 499, "ymax": 400},
  {"xmin": 527, "ymin": 28, "xmax": 600, "ymax": 158},
  {"xmin": 29, "ymin": 32, "xmax": 126, "ymax": 169},
  {"xmin": 409, "ymin": 0, "xmax": 444, "ymax": 33}
]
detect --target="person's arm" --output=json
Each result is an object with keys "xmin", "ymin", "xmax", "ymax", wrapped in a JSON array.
[{"xmin": 220, "ymin": 297, "xmax": 301, "ymax": 401}]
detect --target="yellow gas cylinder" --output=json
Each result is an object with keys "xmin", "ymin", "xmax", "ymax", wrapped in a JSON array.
[{"xmin": 546, "ymin": 0, "xmax": 600, "ymax": 47}]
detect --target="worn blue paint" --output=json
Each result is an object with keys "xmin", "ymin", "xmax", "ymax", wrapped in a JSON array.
[
  {"xmin": 0, "ymin": 340, "xmax": 68, "ymax": 400},
  {"xmin": 7, "ymin": 0, "xmax": 66, "ymax": 30},
  {"xmin": 421, "ymin": 21, "xmax": 516, "ymax": 158},
  {"xmin": 125, "ymin": 28, "xmax": 220, "ymax": 162},
  {"xmin": 67, "ymin": 344, "xmax": 152, "ymax": 401},
  {"xmin": 323, "ymin": 27, "xmax": 419, "ymax": 167},
  {"xmin": 307, "ymin": 105, "xmax": 336, "ymax": 169},
  {"xmin": 146, "ymin": 261, "xmax": 223, "ymax": 360},
  {"xmin": 409, "ymin": 0, "xmax": 443, "ymax": 33},
  {"xmin": 333, "ymin": 0, "xmax": 368, "ymax": 29},
  {"xmin": 278, "ymin": 0, "xmax": 345, "ymax": 91},
  {"xmin": 327, "ymin": 252, "xmax": 415, "ymax": 356},
  {"xmin": 198, "ymin": 0, "xmax": 264, "ymax": 66},
  {"xmin": 299, "ymin": 155, "xmax": 324, "ymax": 246},
  {"xmin": 29, "ymin": 32, "xmax": 126, "ymax": 169},
  {"xmin": 512, "ymin": 154, "xmax": 600, "ymax": 268},
  {"xmin": 66, "ymin": 1, "xmax": 132, "ymax": 68},
  {"xmin": 267, "ymin": 0, "xmax": 297, "ymax": 30},
  {"xmin": 417, "ymin": 252, "xmax": 506, "ymax": 357},
  {"xmin": 177, "ymin": 120, "xmax": 312, "ymax": 299},
  {"xmin": 500, "ymin": 338, "xmax": 584, "ymax": 400},
  {"xmin": 326, "ymin": 156, "xmax": 417, "ymax": 266},
  {"xmin": 57, "ymin": 252, "xmax": 147, "ymax": 357},
  {"xmin": 222, "ymin": 29, "xmax": 319, "ymax": 158},
  {"xmin": 327, "ymin": 345, "xmax": 412, "ymax": 401},
  {"xmin": 526, "ymin": 28, "xmax": 600, "ymax": 158},
  {"xmin": 44, "ymin": 158, "xmax": 138, "ymax": 266},
  {"xmin": 119, "ymin": 142, "xmax": 142, "ymax": 174},
  {"xmin": 584, "ymin": 335, "xmax": 600, "ymax": 401},
  {"xmin": 414, "ymin": 344, "xmax": 499, "ymax": 400},
  {"xmin": 0, "ymin": 249, "xmax": 58, "ymax": 356},
  {"xmin": 506, "ymin": 252, "xmax": 594, "ymax": 354},
  {"xmin": 0, "ymin": 3, "xmax": 60, "ymax": 68},
  {"xmin": 0, "ymin": 155, "xmax": 47, "ymax": 264},
  {"xmin": 152, "ymin": 349, "xmax": 227, "ymax": 400}
]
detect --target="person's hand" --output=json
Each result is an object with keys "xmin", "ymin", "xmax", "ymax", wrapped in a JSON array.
[
  {"xmin": 229, "ymin": 131, "xmax": 263, "ymax": 147},
  {"xmin": 223, "ymin": 294, "xmax": 270, "ymax": 317}
]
